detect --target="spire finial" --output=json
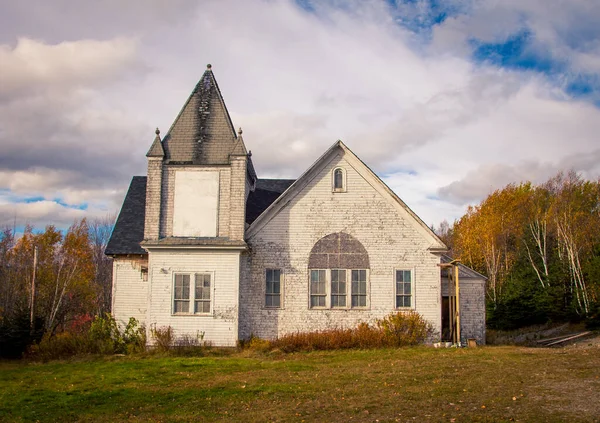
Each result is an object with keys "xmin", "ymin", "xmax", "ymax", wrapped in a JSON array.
[
  {"xmin": 155, "ymin": 127, "xmax": 160, "ymax": 136},
  {"xmin": 206, "ymin": 64, "xmax": 212, "ymax": 70},
  {"xmin": 238, "ymin": 127, "xmax": 243, "ymax": 135}
]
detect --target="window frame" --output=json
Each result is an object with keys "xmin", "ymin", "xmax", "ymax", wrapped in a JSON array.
[
  {"xmin": 172, "ymin": 271, "xmax": 214, "ymax": 316},
  {"xmin": 394, "ymin": 268, "xmax": 415, "ymax": 309},
  {"xmin": 332, "ymin": 167, "xmax": 346, "ymax": 193},
  {"xmin": 308, "ymin": 269, "xmax": 369, "ymax": 310},
  {"xmin": 309, "ymin": 269, "xmax": 328, "ymax": 309},
  {"xmin": 330, "ymin": 269, "xmax": 348, "ymax": 308},
  {"xmin": 264, "ymin": 268, "xmax": 283, "ymax": 309},
  {"xmin": 351, "ymin": 269, "xmax": 369, "ymax": 309}
]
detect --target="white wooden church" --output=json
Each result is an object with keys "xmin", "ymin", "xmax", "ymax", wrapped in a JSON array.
[{"xmin": 106, "ymin": 65, "xmax": 486, "ymax": 346}]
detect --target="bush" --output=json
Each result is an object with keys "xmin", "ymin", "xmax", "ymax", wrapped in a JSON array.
[
  {"xmin": 150, "ymin": 325, "xmax": 173, "ymax": 352},
  {"xmin": 249, "ymin": 311, "xmax": 432, "ymax": 353},
  {"xmin": 0, "ymin": 310, "xmax": 44, "ymax": 359},
  {"xmin": 377, "ymin": 310, "xmax": 433, "ymax": 346},
  {"xmin": 28, "ymin": 314, "xmax": 145, "ymax": 361}
]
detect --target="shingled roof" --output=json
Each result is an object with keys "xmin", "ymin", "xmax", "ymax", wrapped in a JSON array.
[
  {"xmin": 246, "ymin": 179, "xmax": 295, "ymax": 224},
  {"xmin": 106, "ymin": 177, "xmax": 294, "ymax": 255},
  {"xmin": 105, "ymin": 177, "xmax": 147, "ymax": 255},
  {"xmin": 161, "ymin": 65, "xmax": 244, "ymax": 165}
]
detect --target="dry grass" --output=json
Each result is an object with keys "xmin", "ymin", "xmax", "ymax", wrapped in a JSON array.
[{"xmin": 1, "ymin": 344, "xmax": 599, "ymax": 422}]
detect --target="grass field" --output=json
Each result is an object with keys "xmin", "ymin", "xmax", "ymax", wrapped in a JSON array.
[{"xmin": 0, "ymin": 345, "xmax": 599, "ymax": 422}]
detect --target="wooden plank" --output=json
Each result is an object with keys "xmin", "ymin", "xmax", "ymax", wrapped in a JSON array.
[
  {"xmin": 545, "ymin": 331, "xmax": 592, "ymax": 347},
  {"xmin": 536, "ymin": 334, "xmax": 577, "ymax": 344}
]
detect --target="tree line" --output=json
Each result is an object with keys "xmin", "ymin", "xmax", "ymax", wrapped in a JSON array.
[
  {"xmin": 1, "ymin": 172, "xmax": 598, "ymax": 357},
  {"xmin": 0, "ymin": 217, "xmax": 113, "ymax": 357},
  {"xmin": 439, "ymin": 171, "xmax": 600, "ymax": 330}
]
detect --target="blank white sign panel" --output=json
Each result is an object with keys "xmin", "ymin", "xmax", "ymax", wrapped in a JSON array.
[{"xmin": 173, "ymin": 171, "xmax": 219, "ymax": 237}]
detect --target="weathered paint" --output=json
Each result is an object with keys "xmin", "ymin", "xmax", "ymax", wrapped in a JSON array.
[
  {"xmin": 112, "ymin": 257, "xmax": 149, "ymax": 326},
  {"xmin": 240, "ymin": 150, "xmax": 443, "ymax": 341},
  {"xmin": 442, "ymin": 277, "xmax": 486, "ymax": 344}
]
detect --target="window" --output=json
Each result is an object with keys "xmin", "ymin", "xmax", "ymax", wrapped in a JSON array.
[
  {"xmin": 174, "ymin": 274, "xmax": 190, "ymax": 313},
  {"xmin": 331, "ymin": 269, "xmax": 347, "ymax": 307},
  {"xmin": 195, "ymin": 274, "xmax": 211, "ymax": 313},
  {"xmin": 173, "ymin": 273, "xmax": 212, "ymax": 314},
  {"xmin": 310, "ymin": 270, "xmax": 327, "ymax": 307},
  {"xmin": 396, "ymin": 270, "xmax": 412, "ymax": 308},
  {"xmin": 332, "ymin": 168, "xmax": 345, "ymax": 192},
  {"xmin": 309, "ymin": 269, "xmax": 368, "ymax": 309},
  {"xmin": 351, "ymin": 270, "xmax": 367, "ymax": 307},
  {"xmin": 265, "ymin": 269, "xmax": 282, "ymax": 308}
]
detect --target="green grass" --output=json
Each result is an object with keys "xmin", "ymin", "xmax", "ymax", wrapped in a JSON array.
[{"xmin": 1, "ymin": 346, "xmax": 599, "ymax": 422}]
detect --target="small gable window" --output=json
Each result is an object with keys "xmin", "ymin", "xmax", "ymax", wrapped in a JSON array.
[{"xmin": 333, "ymin": 168, "xmax": 345, "ymax": 192}]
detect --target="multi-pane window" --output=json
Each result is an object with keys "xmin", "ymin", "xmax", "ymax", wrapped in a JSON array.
[
  {"xmin": 265, "ymin": 269, "xmax": 281, "ymax": 308},
  {"xmin": 310, "ymin": 270, "xmax": 327, "ymax": 307},
  {"xmin": 330, "ymin": 269, "xmax": 347, "ymax": 307},
  {"xmin": 351, "ymin": 270, "xmax": 367, "ymax": 307},
  {"xmin": 174, "ymin": 274, "xmax": 190, "ymax": 313},
  {"xmin": 396, "ymin": 270, "xmax": 412, "ymax": 308},
  {"xmin": 173, "ymin": 273, "xmax": 211, "ymax": 314},
  {"xmin": 195, "ymin": 274, "xmax": 211, "ymax": 313}
]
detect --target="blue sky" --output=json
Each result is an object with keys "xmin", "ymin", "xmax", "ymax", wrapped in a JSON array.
[{"xmin": 0, "ymin": 0, "xmax": 599, "ymax": 230}]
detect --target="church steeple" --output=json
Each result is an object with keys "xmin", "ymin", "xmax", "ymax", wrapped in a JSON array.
[{"xmin": 160, "ymin": 64, "xmax": 243, "ymax": 165}]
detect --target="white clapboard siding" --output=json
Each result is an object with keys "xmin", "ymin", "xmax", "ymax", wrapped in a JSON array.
[
  {"xmin": 147, "ymin": 250, "xmax": 241, "ymax": 347},
  {"xmin": 112, "ymin": 258, "xmax": 149, "ymax": 326},
  {"xmin": 240, "ymin": 151, "xmax": 442, "ymax": 340}
]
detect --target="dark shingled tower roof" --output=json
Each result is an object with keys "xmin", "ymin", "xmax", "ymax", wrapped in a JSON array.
[{"xmin": 161, "ymin": 64, "xmax": 243, "ymax": 165}]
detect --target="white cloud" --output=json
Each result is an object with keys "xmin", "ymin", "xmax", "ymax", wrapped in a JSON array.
[
  {"xmin": 0, "ymin": 0, "xmax": 598, "ymax": 229},
  {"xmin": 0, "ymin": 37, "xmax": 139, "ymax": 97}
]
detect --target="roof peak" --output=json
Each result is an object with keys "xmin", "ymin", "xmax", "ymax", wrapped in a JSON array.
[
  {"xmin": 146, "ymin": 127, "xmax": 164, "ymax": 158},
  {"xmin": 160, "ymin": 64, "xmax": 241, "ymax": 164}
]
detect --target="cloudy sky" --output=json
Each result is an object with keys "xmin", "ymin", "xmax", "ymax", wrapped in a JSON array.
[{"xmin": 1, "ymin": 0, "xmax": 599, "ymax": 231}]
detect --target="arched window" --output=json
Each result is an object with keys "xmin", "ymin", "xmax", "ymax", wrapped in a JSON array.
[
  {"xmin": 333, "ymin": 168, "xmax": 345, "ymax": 192},
  {"xmin": 308, "ymin": 232, "xmax": 369, "ymax": 308}
]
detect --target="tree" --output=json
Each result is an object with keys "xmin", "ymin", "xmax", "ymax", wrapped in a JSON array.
[{"xmin": 89, "ymin": 215, "xmax": 115, "ymax": 315}]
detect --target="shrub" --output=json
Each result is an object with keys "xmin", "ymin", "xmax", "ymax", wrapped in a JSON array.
[
  {"xmin": 243, "ymin": 335, "xmax": 272, "ymax": 352},
  {"xmin": 254, "ymin": 311, "xmax": 432, "ymax": 353},
  {"xmin": 28, "ymin": 314, "xmax": 145, "ymax": 361},
  {"xmin": 150, "ymin": 325, "xmax": 173, "ymax": 352},
  {"xmin": 377, "ymin": 311, "xmax": 433, "ymax": 346}
]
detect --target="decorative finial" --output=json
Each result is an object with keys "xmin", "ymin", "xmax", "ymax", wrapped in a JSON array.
[
  {"xmin": 248, "ymin": 150, "xmax": 252, "ymax": 157},
  {"xmin": 206, "ymin": 64, "xmax": 212, "ymax": 70},
  {"xmin": 155, "ymin": 127, "xmax": 160, "ymax": 136},
  {"xmin": 238, "ymin": 127, "xmax": 243, "ymax": 135}
]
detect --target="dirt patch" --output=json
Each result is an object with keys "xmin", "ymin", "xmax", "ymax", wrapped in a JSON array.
[{"xmin": 563, "ymin": 333, "xmax": 600, "ymax": 350}]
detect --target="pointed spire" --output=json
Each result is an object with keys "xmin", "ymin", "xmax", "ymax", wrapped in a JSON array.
[
  {"xmin": 230, "ymin": 127, "xmax": 248, "ymax": 156},
  {"xmin": 160, "ymin": 65, "xmax": 240, "ymax": 164},
  {"xmin": 146, "ymin": 127, "xmax": 165, "ymax": 158}
]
